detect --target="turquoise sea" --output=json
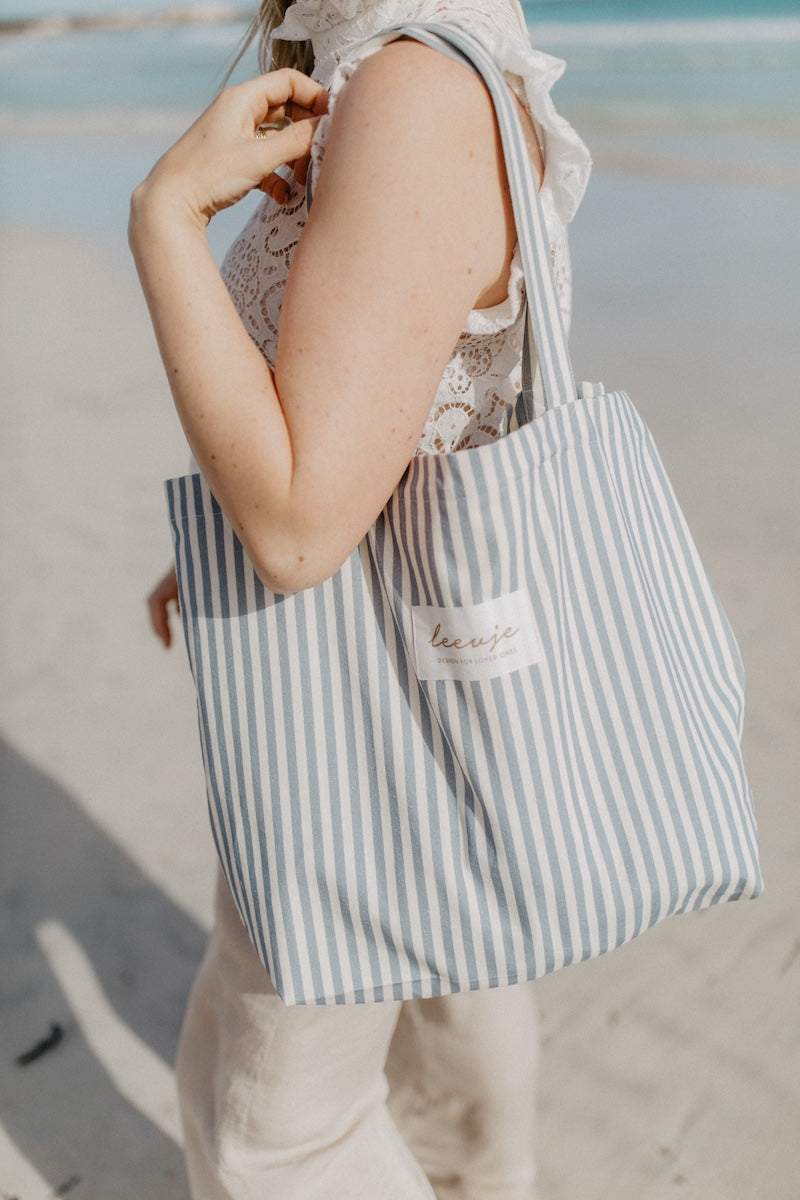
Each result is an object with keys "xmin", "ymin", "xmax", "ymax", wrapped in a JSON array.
[
  {"xmin": 2, "ymin": 0, "xmax": 799, "ymax": 113},
  {"xmin": 1, "ymin": 0, "xmax": 798, "ymax": 252}
]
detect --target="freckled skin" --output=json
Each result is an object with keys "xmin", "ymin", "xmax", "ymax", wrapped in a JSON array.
[{"xmin": 131, "ymin": 43, "xmax": 531, "ymax": 592}]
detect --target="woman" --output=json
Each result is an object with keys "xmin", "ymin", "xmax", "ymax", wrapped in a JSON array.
[{"xmin": 134, "ymin": 1, "xmax": 590, "ymax": 1195}]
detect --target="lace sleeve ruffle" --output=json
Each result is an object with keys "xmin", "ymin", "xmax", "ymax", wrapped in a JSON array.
[
  {"xmin": 308, "ymin": 10, "xmax": 589, "ymax": 337},
  {"xmin": 492, "ymin": 33, "xmax": 591, "ymax": 227},
  {"xmin": 462, "ymin": 244, "xmax": 525, "ymax": 335}
]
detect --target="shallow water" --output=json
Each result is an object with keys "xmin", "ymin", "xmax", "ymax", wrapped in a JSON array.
[{"xmin": 1, "ymin": 1, "xmax": 797, "ymax": 254}]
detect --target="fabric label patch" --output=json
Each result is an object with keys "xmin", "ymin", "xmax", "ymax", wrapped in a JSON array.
[{"xmin": 411, "ymin": 590, "xmax": 542, "ymax": 682}]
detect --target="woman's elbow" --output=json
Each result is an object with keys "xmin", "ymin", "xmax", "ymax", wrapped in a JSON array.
[{"xmin": 241, "ymin": 528, "xmax": 350, "ymax": 596}]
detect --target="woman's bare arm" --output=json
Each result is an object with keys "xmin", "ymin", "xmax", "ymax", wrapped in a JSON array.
[{"xmin": 131, "ymin": 43, "xmax": 532, "ymax": 593}]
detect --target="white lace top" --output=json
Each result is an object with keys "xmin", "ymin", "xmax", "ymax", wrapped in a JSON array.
[{"xmin": 220, "ymin": 0, "xmax": 591, "ymax": 455}]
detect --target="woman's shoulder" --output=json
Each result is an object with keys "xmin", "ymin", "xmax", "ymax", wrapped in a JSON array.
[
  {"xmin": 310, "ymin": 2, "xmax": 591, "ymax": 230},
  {"xmin": 306, "ymin": 37, "xmax": 514, "ymax": 250},
  {"xmin": 312, "ymin": 31, "xmax": 501, "ymax": 151}
]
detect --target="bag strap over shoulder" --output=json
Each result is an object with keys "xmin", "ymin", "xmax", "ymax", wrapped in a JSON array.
[
  {"xmin": 303, "ymin": 21, "xmax": 577, "ymax": 418},
  {"xmin": 387, "ymin": 22, "xmax": 577, "ymax": 418}
]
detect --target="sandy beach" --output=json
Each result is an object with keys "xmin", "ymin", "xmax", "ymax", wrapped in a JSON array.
[{"xmin": 2, "ymin": 63, "xmax": 799, "ymax": 1200}]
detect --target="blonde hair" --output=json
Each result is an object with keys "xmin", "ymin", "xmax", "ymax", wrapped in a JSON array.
[{"xmin": 236, "ymin": 1, "xmax": 315, "ymax": 76}]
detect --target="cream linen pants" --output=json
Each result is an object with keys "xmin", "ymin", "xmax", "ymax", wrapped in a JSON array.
[{"xmin": 176, "ymin": 873, "xmax": 540, "ymax": 1200}]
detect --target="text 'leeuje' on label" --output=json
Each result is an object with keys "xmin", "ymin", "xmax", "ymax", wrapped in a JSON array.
[{"xmin": 411, "ymin": 590, "xmax": 542, "ymax": 682}]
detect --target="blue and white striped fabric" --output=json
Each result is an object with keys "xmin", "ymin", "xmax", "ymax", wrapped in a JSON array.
[{"xmin": 165, "ymin": 24, "xmax": 761, "ymax": 1005}]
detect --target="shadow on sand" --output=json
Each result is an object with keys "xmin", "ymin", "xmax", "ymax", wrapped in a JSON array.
[{"xmin": 0, "ymin": 736, "xmax": 206, "ymax": 1198}]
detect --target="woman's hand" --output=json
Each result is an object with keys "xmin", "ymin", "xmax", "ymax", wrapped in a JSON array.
[
  {"xmin": 131, "ymin": 42, "xmax": 523, "ymax": 593},
  {"xmin": 148, "ymin": 565, "xmax": 180, "ymax": 649},
  {"xmin": 131, "ymin": 71, "xmax": 328, "ymax": 229}
]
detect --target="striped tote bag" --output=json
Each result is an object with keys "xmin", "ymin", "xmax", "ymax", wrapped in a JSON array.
[{"xmin": 165, "ymin": 23, "xmax": 761, "ymax": 1005}]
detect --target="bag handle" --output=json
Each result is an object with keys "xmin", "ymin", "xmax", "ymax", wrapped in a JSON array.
[
  {"xmin": 386, "ymin": 22, "xmax": 577, "ymax": 416},
  {"xmin": 304, "ymin": 21, "xmax": 577, "ymax": 416}
]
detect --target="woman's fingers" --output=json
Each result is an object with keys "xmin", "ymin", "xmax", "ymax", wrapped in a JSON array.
[
  {"xmin": 147, "ymin": 566, "xmax": 180, "ymax": 648},
  {"xmin": 133, "ymin": 69, "xmax": 327, "ymax": 225},
  {"xmin": 256, "ymin": 101, "xmax": 321, "ymax": 132},
  {"xmin": 260, "ymin": 171, "xmax": 292, "ymax": 204},
  {"xmin": 260, "ymin": 142, "xmax": 313, "ymax": 206},
  {"xmin": 292, "ymin": 150, "xmax": 312, "ymax": 186},
  {"xmin": 253, "ymin": 116, "xmax": 320, "ymax": 174},
  {"xmin": 252, "ymin": 115, "xmax": 321, "ymax": 204},
  {"xmin": 238, "ymin": 69, "xmax": 329, "ymax": 129}
]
